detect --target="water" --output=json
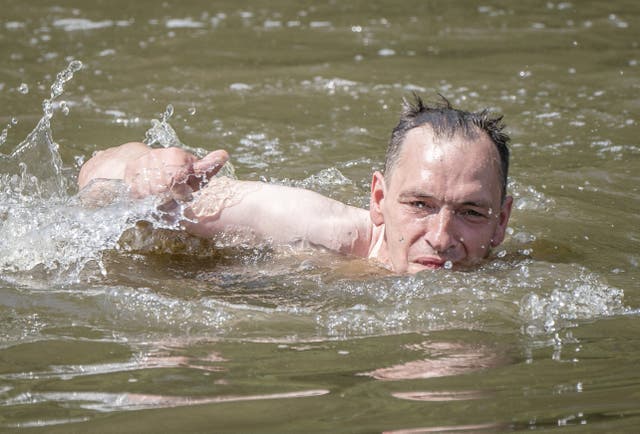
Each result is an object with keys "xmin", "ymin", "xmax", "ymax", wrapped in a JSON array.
[{"xmin": 1, "ymin": 0, "xmax": 639, "ymax": 432}]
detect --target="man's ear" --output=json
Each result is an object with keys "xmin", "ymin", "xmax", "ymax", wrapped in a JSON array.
[
  {"xmin": 490, "ymin": 195, "xmax": 513, "ymax": 247},
  {"xmin": 369, "ymin": 171, "xmax": 386, "ymax": 226}
]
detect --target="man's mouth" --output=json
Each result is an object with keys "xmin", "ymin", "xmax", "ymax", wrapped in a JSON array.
[{"xmin": 413, "ymin": 257, "xmax": 448, "ymax": 269}]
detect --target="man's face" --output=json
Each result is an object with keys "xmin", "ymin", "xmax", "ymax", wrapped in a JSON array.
[{"xmin": 370, "ymin": 126, "xmax": 512, "ymax": 273}]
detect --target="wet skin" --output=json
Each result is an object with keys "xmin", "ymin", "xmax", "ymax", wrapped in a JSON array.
[
  {"xmin": 369, "ymin": 126, "xmax": 513, "ymax": 273},
  {"xmin": 78, "ymin": 127, "xmax": 512, "ymax": 275}
]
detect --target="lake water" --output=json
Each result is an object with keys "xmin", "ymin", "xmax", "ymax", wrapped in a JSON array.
[{"xmin": 1, "ymin": 0, "xmax": 639, "ymax": 432}]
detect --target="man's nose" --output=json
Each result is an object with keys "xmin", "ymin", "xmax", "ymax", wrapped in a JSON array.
[{"xmin": 425, "ymin": 208, "xmax": 457, "ymax": 253}]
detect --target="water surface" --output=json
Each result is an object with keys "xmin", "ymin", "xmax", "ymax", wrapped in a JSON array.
[{"xmin": 1, "ymin": 1, "xmax": 639, "ymax": 432}]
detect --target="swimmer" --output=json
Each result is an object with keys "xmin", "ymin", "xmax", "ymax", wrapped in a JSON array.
[{"xmin": 78, "ymin": 95, "xmax": 513, "ymax": 274}]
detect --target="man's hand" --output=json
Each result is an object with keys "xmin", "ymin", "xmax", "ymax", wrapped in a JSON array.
[
  {"xmin": 78, "ymin": 142, "xmax": 229, "ymax": 201},
  {"xmin": 123, "ymin": 147, "xmax": 229, "ymax": 200}
]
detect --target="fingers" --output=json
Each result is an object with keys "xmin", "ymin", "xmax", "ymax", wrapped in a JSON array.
[
  {"xmin": 179, "ymin": 150, "xmax": 229, "ymax": 193},
  {"xmin": 193, "ymin": 149, "xmax": 229, "ymax": 178}
]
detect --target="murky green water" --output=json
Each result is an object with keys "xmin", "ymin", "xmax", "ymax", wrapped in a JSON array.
[{"xmin": 1, "ymin": 0, "xmax": 639, "ymax": 432}]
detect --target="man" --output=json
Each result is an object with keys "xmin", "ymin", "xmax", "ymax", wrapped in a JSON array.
[{"xmin": 78, "ymin": 95, "xmax": 513, "ymax": 274}]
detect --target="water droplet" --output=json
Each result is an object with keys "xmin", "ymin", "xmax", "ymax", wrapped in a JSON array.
[
  {"xmin": 497, "ymin": 250, "xmax": 507, "ymax": 258},
  {"xmin": 68, "ymin": 59, "xmax": 83, "ymax": 71},
  {"xmin": 50, "ymin": 60, "xmax": 83, "ymax": 99},
  {"xmin": 229, "ymin": 82, "xmax": 252, "ymax": 91},
  {"xmin": 144, "ymin": 115, "xmax": 183, "ymax": 148},
  {"xmin": 60, "ymin": 101, "xmax": 70, "ymax": 116},
  {"xmin": 18, "ymin": 83, "xmax": 29, "ymax": 94},
  {"xmin": 444, "ymin": 260, "xmax": 453, "ymax": 269},
  {"xmin": 42, "ymin": 99, "xmax": 53, "ymax": 119},
  {"xmin": 188, "ymin": 106, "xmax": 196, "ymax": 115},
  {"xmin": 544, "ymin": 318, "xmax": 555, "ymax": 330},
  {"xmin": 11, "ymin": 117, "xmax": 18, "ymax": 125},
  {"xmin": 0, "ymin": 127, "xmax": 8, "ymax": 146},
  {"xmin": 162, "ymin": 104, "xmax": 174, "ymax": 121}
]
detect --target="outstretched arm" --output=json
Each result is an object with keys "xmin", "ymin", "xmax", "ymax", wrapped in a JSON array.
[
  {"xmin": 184, "ymin": 178, "xmax": 372, "ymax": 256},
  {"xmin": 77, "ymin": 143, "xmax": 373, "ymax": 257}
]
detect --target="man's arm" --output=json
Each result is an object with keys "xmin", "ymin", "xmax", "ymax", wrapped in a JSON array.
[
  {"xmin": 184, "ymin": 178, "xmax": 372, "ymax": 256},
  {"xmin": 78, "ymin": 143, "xmax": 373, "ymax": 257}
]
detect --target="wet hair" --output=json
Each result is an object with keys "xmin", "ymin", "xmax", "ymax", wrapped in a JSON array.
[{"xmin": 384, "ymin": 94, "xmax": 511, "ymax": 202}]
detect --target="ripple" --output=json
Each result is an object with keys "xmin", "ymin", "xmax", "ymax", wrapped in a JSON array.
[
  {"xmin": 52, "ymin": 18, "xmax": 130, "ymax": 31},
  {"xmin": 5, "ymin": 389, "xmax": 329, "ymax": 413},
  {"xmin": 165, "ymin": 18, "xmax": 205, "ymax": 29}
]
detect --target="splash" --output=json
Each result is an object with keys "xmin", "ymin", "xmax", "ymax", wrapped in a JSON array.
[
  {"xmin": 519, "ymin": 269, "xmax": 625, "ymax": 336},
  {"xmin": 0, "ymin": 61, "xmax": 160, "ymax": 282},
  {"xmin": 144, "ymin": 104, "xmax": 183, "ymax": 148},
  {"xmin": 0, "ymin": 62, "xmax": 235, "ymax": 284},
  {"xmin": 143, "ymin": 103, "xmax": 235, "ymax": 178},
  {"xmin": 1, "ymin": 60, "xmax": 82, "ymax": 199}
]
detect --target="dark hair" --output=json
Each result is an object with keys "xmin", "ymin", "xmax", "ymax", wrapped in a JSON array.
[{"xmin": 385, "ymin": 94, "xmax": 510, "ymax": 202}]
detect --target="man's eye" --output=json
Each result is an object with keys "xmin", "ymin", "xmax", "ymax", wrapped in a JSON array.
[
  {"xmin": 407, "ymin": 201, "xmax": 439, "ymax": 214},
  {"xmin": 460, "ymin": 209, "xmax": 486, "ymax": 219},
  {"xmin": 410, "ymin": 201, "xmax": 436, "ymax": 211}
]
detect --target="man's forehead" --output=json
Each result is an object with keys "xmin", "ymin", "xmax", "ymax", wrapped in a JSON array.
[
  {"xmin": 398, "ymin": 125, "xmax": 499, "ymax": 166},
  {"xmin": 404, "ymin": 124, "xmax": 488, "ymax": 150},
  {"xmin": 393, "ymin": 126, "xmax": 503, "ymax": 200}
]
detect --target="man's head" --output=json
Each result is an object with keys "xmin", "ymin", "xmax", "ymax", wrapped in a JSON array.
[
  {"xmin": 369, "ymin": 95, "xmax": 513, "ymax": 273},
  {"xmin": 384, "ymin": 94, "xmax": 510, "ymax": 203}
]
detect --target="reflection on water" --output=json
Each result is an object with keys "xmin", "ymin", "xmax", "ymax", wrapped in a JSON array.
[
  {"xmin": 391, "ymin": 390, "xmax": 486, "ymax": 402},
  {"xmin": 362, "ymin": 342, "xmax": 507, "ymax": 380},
  {"xmin": 383, "ymin": 423, "xmax": 504, "ymax": 433},
  {"xmin": 7, "ymin": 389, "xmax": 330, "ymax": 416},
  {"xmin": 1, "ymin": 343, "xmax": 226, "ymax": 381}
]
